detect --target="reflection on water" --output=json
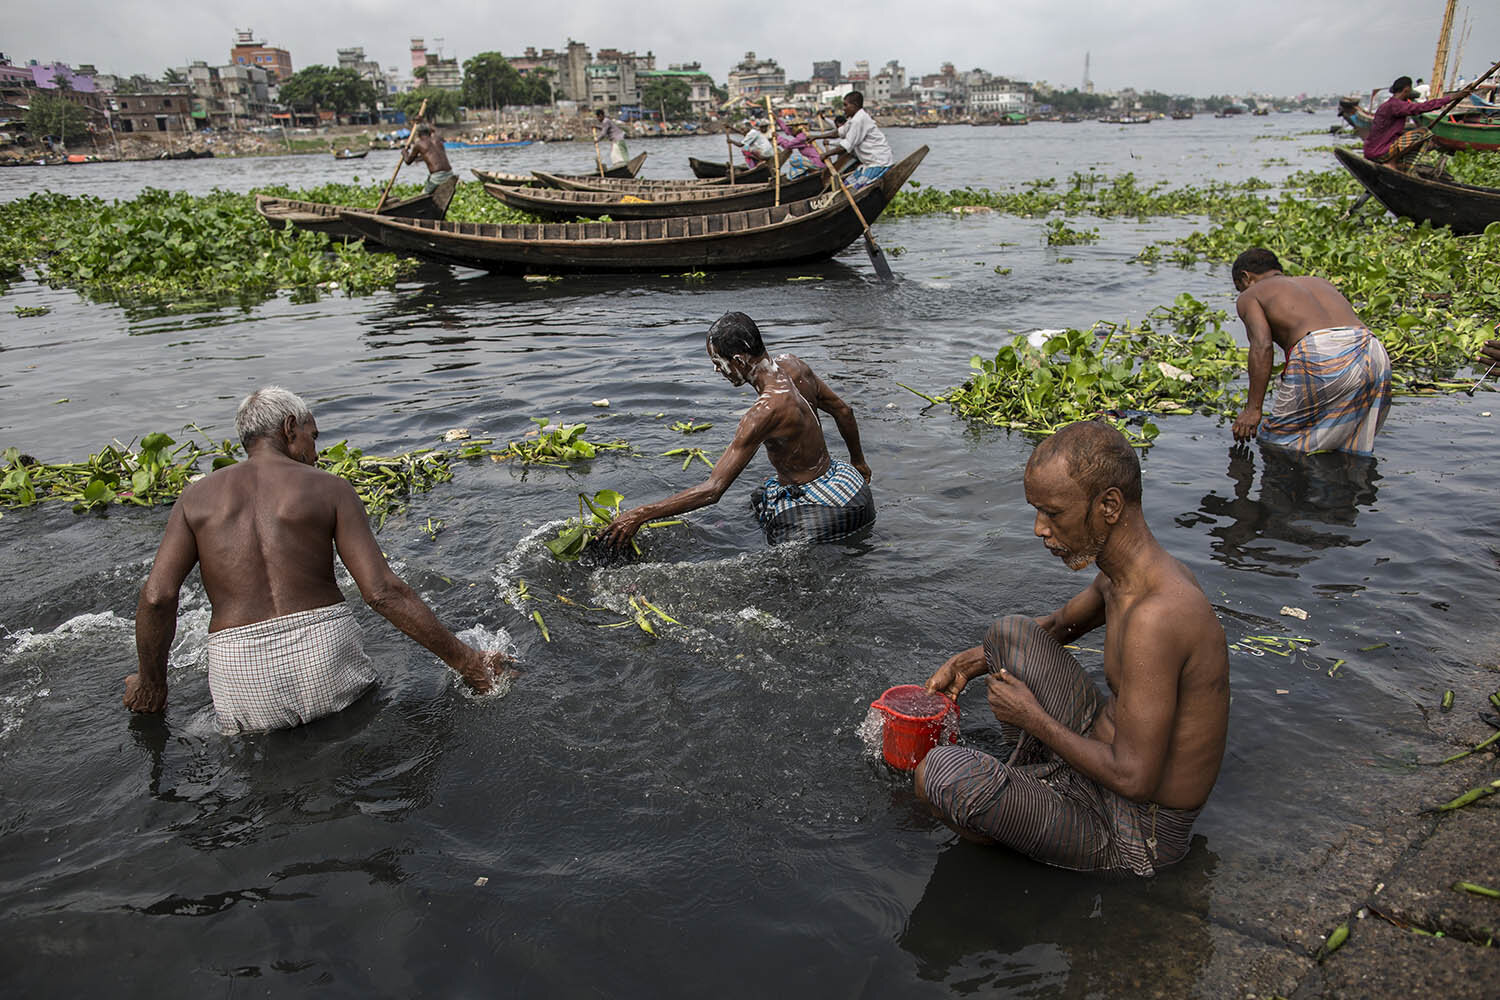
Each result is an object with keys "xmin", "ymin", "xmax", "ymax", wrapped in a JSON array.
[{"xmin": 1185, "ymin": 443, "xmax": 1380, "ymax": 576}]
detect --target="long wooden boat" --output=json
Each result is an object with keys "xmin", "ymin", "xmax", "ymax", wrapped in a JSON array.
[
  {"xmin": 482, "ymin": 169, "xmax": 833, "ymax": 221},
  {"xmin": 1418, "ymin": 111, "xmax": 1500, "ymax": 152},
  {"xmin": 1332, "ymin": 146, "xmax": 1500, "ymax": 235},
  {"xmin": 471, "ymin": 152, "xmax": 649, "ymax": 188},
  {"xmin": 254, "ymin": 176, "xmax": 458, "ymax": 243},
  {"xmin": 692, "ymin": 155, "xmax": 784, "ymax": 180},
  {"xmin": 532, "ymin": 171, "xmax": 744, "ymax": 193},
  {"xmin": 336, "ymin": 145, "xmax": 928, "ymax": 275}
]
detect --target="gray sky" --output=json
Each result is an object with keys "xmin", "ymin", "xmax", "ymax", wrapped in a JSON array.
[{"xmin": 7, "ymin": 1, "xmax": 1496, "ymax": 96}]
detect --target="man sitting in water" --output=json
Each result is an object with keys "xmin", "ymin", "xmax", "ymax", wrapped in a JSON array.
[
  {"xmin": 809, "ymin": 91, "xmax": 893, "ymax": 189},
  {"xmin": 123, "ymin": 387, "xmax": 510, "ymax": 733},
  {"xmin": 403, "ymin": 123, "xmax": 455, "ymax": 195},
  {"xmin": 1363, "ymin": 75, "xmax": 1448, "ymax": 171},
  {"xmin": 1230, "ymin": 248, "xmax": 1392, "ymax": 455},
  {"xmin": 601, "ymin": 311, "xmax": 873, "ymax": 548},
  {"xmin": 916, "ymin": 421, "xmax": 1229, "ymax": 877}
]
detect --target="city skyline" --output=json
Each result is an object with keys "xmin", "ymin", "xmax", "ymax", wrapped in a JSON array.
[{"xmin": 6, "ymin": 0, "xmax": 1496, "ymax": 96}]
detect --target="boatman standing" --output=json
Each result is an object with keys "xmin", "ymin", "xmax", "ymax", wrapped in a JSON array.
[
  {"xmin": 1362, "ymin": 75, "xmax": 1448, "ymax": 170},
  {"xmin": 595, "ymin": 109, "xmax": 629, "ymax": 167},
  {"xmin": 1229, "ymin": 248, "xmax": 1392, "ymax": 455},
  {"xmin": 124, "ymin": 387, "xmax": 512, "ymax": 734},
  {"xmin": 917, "ymin": 421, "xmax": 1230, "ymax": 877},
  {"xmin": 810, "ymin": 91, "xmax": 894, "ymax": 188},
  {"xmin": 403, "ymin": 123, "xmax": 455, "ymax": 194},
  {"xmin": 601, "ymin": 312, "xmax": 873, "ymax": 548}
]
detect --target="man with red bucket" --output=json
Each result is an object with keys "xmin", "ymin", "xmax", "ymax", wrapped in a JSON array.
[{"xmin": 915, "ymin": 421, "xmax": 1230, "ymax": 877}]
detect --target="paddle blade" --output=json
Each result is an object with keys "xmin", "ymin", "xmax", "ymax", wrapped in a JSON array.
[{"xmin": 866, "ymin": 235, "xmax": 895, "ymax": 281}]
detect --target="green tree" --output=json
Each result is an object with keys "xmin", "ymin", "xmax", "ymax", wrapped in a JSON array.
[
  {"xmin": 25, "ymin": 91, "xmax": 92, "ymax": 145},
  {"xmin": 279, "ymin": 65, "xmax": 377, "ymax": 123},
  {"xmin": 394, "ymin": 87, "xmax": 461, "ymax": 125},
  {"xmin": 462, "ymin": 52, "xmax": 521, "ymax": 110},
  {"xmin": 162, "ymin": 67, "xmax": 185, "ymax": 84},
  {"xmin": 641, "ymin": 77, "xmax": 691, "ymax": 119}
]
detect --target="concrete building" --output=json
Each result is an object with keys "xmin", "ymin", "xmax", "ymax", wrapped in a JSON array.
[
  {"xmin": 338, "ymin": 46, "xmax": 392, "ymax": 95},
  {"xmin": 848, "ymin": 60, "xmax": 870, "ymax": 85},
  {"xmin": 812, "ymin": 60, "xmax": 841, "ymax": 87},
  {"xmin": 727, "ymin": 52, "xmax": 785, "ymax": 101},
  {"xmin": 970, "ymin": 78, "xmax": 1032, "ymax": 115},
  {"xmin": 410, "ymin": 39, "xmax": 462, "ymax": 91},
  {"xmin": 587, "ymin": 48, "xmax": 655, "ymax": 110},
  {"xmin": 230, "ymin": 29, "xmax": 292, "ymax": 84},
  {"xmin": 507, "ymin": 41, "xmax": 591, "ymax": 104},
  {"xmin": 110, "ymin": 92, "xmax": 193, "ymax": 133},
  {"xmin": 656, "ymin": 63, "xmax": 715, "ymax": 116}
]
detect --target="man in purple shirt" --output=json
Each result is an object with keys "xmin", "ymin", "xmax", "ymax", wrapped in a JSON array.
[{"xmin": 1362, "ymin": 75, "xmax": 1448, "ymax": 170}]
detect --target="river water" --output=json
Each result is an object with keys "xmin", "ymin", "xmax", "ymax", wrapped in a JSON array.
[{"xmin": 3, "ymin": 116, "xmax": 1498, "ymax": 996}]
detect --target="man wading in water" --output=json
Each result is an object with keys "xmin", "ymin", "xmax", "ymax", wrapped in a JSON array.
[
  {"xmin": 917, "ymin": 421, "xmax": 1229, "ymax": 876},
  {"xmin": 1230, "ymin": 247, "xmax": 1392, "ymax": 455},
  {"xmin": 123, "ymin": 387, "xmax": 511, "ymax": 734},
  {"xmin": 601, "ymin": 311, "xmax": 873, "ymax": 548}
]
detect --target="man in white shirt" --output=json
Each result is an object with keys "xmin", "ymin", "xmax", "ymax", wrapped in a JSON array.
[
  {"xmin": 730, "ymin": 119, "xmax": 775, "ymax": 165},
  {"xmin": 811, "ymin": 91, "xmax": 894, "ymax": 188},
  {"xmin": 1414, "ymin": 78, "xmax": 1430, "ymax": 100},
  {"xmin": 594, "ymin": 110, "xmax": 629, "ymax": 166}
]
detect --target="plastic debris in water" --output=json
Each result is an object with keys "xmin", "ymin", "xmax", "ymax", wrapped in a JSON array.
[
  {"xmin": 591, "ymin": 399, "xmax": 610, "ymax": 407},
  {"xmin": 443, "ymin": 428, "xmax": 470, "ymax": 442},
  {"xmin": 1279, "ymin": 606, "xmax": 1309, "ymax": 620}
]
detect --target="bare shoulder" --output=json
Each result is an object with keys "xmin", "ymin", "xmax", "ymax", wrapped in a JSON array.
[
  {"xmin": 774, "ymin": 352, "xmax": 814, "ymax": 378},
  {"xmin": 1125, "ymin": 555, "xmax": 1223, "ymax": 656}
]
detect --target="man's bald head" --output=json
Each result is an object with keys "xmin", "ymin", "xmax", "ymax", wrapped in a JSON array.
[{"xmin": 1026, "ymin": 420, "xmax": 1142, "ymax": 505}]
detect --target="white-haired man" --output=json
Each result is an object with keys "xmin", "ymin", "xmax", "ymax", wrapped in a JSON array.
[{"xmin": 124, "ymin": 387, "xmax": 510, "ymax": 734}]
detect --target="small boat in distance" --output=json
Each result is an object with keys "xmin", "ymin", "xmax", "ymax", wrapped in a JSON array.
[{"xmin": 333, "ymin": 149, "xmax": 368, "ymax": 160}]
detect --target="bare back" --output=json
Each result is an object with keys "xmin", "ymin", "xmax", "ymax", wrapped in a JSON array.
[
  {"xmin": 407, "ymin": 133, "xmax": 452, "ymax": 176},
  {"xmin": 1092, "ymin": 549, "xmax": 1230, "ymax": 810},
  {"xmin": 179, "ymin": 454, "xmax": 350, "ymax": 631},
  {"xmin": 1238, "ymin": 274, "xmax": 1365, "ymax": 356},
  {"xmin": 749, "ymin": 363, "xmax": 833, "ymax": 485}
]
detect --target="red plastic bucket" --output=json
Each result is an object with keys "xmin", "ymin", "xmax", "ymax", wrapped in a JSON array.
[{"xmin": 871, "ymin": 685, "xmax": 959, "ymax": 771}]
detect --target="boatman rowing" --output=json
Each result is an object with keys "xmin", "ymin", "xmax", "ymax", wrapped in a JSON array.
[
  {"xmin": 601, "ymin": 312, "xmax": 873, "ymax": 548},
  {"xmin": 1362, "ymin": 75, "xmax": 1449, "ymax": 171},
  {"xmin": 403, "ymin": 123, "xmax": 455, "ymax": 195},
  {"xmin": 808, "ymin": 91, "xmax": 893, "ymax": 188},
  {"xmin": 123, "ymin": 387, "xmax": 512, "ymax": 734},
  {"xmin": 1229, "ymin": 248, "xmax": 1392, "ymax": 455},
  {"xmin": 595, "ymin": 109, "xmax": 629, "ymax": 167},
  {"xmin": 916, "ymin": 421, "xmax": 1230, "ymax": 877}
]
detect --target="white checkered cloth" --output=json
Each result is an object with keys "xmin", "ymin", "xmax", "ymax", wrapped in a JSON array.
[{"xmin": 205, "ymin": 603, "xmax": 377, "ymax": 735}]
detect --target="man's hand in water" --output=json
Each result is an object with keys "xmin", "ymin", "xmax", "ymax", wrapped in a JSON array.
[
  {"xmin": 599, "ymin": 507, "xmax": 650, "ymax": 551},
  {"xmin": 455, "ymin": 649, "xmax": 517, "ymax": 695},
  {"xmin": 1231, "ymin": 406, "xmax": 1262, "ymax": 443},
  {"xmin": 987, "ymin": 668, "xmax": 1043, "ymax": 730},
  {"xmin": 122, "ymin": 673, "xmax": 167, "ymax": 713}
]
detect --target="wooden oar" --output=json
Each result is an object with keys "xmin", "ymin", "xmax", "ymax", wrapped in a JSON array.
[
  {"xmin": 593, "ymin": 130, "xmax": 605, "ymax": 177},
  {"xmin": 726, "ymin": 129, "xmax": 736, "ymax": 184},
  {"xmin": 765, "ymin": 97, "xmax": 781, "ymax": 207},
  {"xmin": 376, "ymin": 98, "xmax": 427, "ymax": 212},
  {"xmin": 815, "ymin": 140, "xmax": 893, "ymax": 282}
]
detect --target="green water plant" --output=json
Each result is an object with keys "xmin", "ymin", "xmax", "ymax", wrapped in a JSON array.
[
  {"xmin": 669, "ymin": 420, "xmax": 713, "ymax": 434},
  {"xmin": 486, "ymin": 418, "xmax": 626, "ymax": 466},
  {"xmin": 543, "ymin": 489, "xmax": 682, "ymax": 561},
  {"xmin": 663, "ymin": 447, "xmax": 714, "ymax": 470}
]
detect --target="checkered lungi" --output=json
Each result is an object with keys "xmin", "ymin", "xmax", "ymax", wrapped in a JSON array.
[
  {"xmin": 847, "ymin": 165, "xmax": 890, "ymax": 189},
  {"xmin": 749, "ymin": 458, "xmax": 875, "ymax": 544},
  {"xmin": 1259, "ymin": 326, "xmax": 1392, "ymax": 456},
  {"xmin": 920, "ymin": 616, "xmax": 1201, "ymax": 877},
  {"xmin": 1372, "ymin": 127, "xmax": 1431, "ymax": 168},
  {"xmin": 205, "ymin": 603, "xmax": 377, "ymax": 735}
]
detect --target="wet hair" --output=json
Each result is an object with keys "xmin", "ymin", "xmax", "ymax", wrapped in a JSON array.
[
  {"xmin": 1231, "ymin": 247, "xmax": 1282, "ymax": 285},
  {"xmin": 236, "ymin": 386, "xmax": 312, "ymax": 448},
  {"xmin": 1027, "ymin": 420, "xmax": 1142, "ymax": 505},
  {"xmin": 706, "ymin": 311, "xmax": 766, "ymax": 360},
  {"xmin": 845, "ymin": 91, "xmax": 865, "ymax": 109},
  {"xmin": 1391, "ymin": 75, "xmax": 1412, "ymax": 94}
]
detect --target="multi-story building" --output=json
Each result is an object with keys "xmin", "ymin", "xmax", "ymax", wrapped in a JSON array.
[
  {"xmin": 970, "ymin": 78, "xmax": 1032, "ymax": 115},
  {"xmin": 811, "ymin": 60, "xmax": 841, "ymax": 87},
  {"xmin": 338, "ymin": 46, "xmax": 391, "ymax": 95},
  {"xmin": 587, "ymin": 48, "xmax": 655, "ymax": 109},
  {"xmin": 727, "ymin": 52, "xmax": 785, "ymax": 101},
  {"xmin": 110, "ymin": 92, "xmax": 193, "ymax": 133},
  {"xmin": 409, "ymin": 39, "xmax": 462, "ymax": 91},
  {"xmin": 637, "ymin": 64, "xmax": 714, "ymax": 117},
  {"xmin": 230, "ymin": 28, "xmax": 292, "ymax": 84},
  {"xmin": 507, "ymin": 41, "xmax": 591, "ymax": 104}
]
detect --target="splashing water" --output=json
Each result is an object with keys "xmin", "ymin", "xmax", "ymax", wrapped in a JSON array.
[{"xmin": 455, "ymin": 624, "xmax": 520, "ymax": 699}]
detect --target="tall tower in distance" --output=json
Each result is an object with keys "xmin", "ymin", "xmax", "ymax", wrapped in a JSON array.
[{"xmin": 1083, "ymin": 51, "xmax": 1093, "ymax": 93}]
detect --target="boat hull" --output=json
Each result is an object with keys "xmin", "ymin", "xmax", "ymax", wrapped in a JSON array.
[
  {"xmin": 254, "ymin": 177, "xmax": 458, "ymax": 243},
  {"xmin": 1332, "ymin": 146, "xmax": 1500, "ymax": 235},
  {"xmin": 337, "ymin": 146, "xmax": 928, "ymax": 275},
  {"xmin": 1419, "ymin": 113, "xmax": 1500, "ymax": 152},
  {"xmin": 483, "ymin": 169, "xmax": 832, "ymax": 221}
]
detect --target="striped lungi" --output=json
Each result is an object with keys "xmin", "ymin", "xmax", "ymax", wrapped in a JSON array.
[
  {"xmin": 1259, "ymin": 326, "xmax": 1392, "ymax": 456},
  {"xmin": 847, "ymin": 165, "xmax": 890, "ymax": 189},
  {"xmin": 920, "ymin": 616, "xmax": 1201, "ymax": 877},
  {"xmin": 1372, "ymin": 127, "xmax": 1431, "ymax": 168},
  {"xmin": 205, "ymin": 603, "xmax": 377, "ymax": 735},
  {"xmin": 749, "ymin": 458, "xmax": 875, "ymax": 544}
]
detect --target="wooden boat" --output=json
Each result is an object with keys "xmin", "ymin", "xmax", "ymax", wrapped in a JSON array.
[
  {"xmin": 336, "ymin": 145, "xmax": 928, "ymax": 275},
  {"xmin": 1170, "ymin": 110, "xmax": 1194, "ymax": 120},
  {"xmin": 1418, "ymin": 111, "xmax": 1500, "ymax": 152},
  {"xmin": 471, "ymin": 153, "xmax": 650, "ymax": 189},
  {"xmin": 482, "ymin": 169, "xmax": 833, "ymax": 221},
  {"xmin": 254, "ymin": 176, "xmax": 458, "ymax": 243},
  {"xmin": 532, "ymin": 172, "xmax": 745, "ymax": 193},
  {"xmin": 687, "ymin": 156, "xmax": 768, "ymax": 182},
  {"xmin": 333, "ymin": 149, "xmax": 368, "ymax": 160},
  {"xmin": 1332, "ymin": 146, "xmax": 1500, "ymax": 235}
]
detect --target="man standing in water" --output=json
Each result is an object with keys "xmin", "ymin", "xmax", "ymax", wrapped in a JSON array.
[
  {"xmin": 403, "ymin": 123, "xmax": 455, "ymax": 195},
  {"xmin": 123, "ymin": 387, "xmax": 511, "ymax": 734},
  {"xmin": 601, "ymin": 312, "xmax": 873, "ymax": 547},
  {"xmin": 1230, "ymin": 248, "xmax": 1392, "ymax": 455},
  {"xmin": 917, "ymin": 421, "xmax": 1229, "ymax": 876}
]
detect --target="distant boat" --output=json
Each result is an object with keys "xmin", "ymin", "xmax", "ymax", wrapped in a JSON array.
[
  {"xmin": 1252, "ymin": 107, "xmax": 1270, "ymax": 116},
  {"xmin": 333, "ymin": 149, "xmax": 367, "ymax": 160},
  {"xmin": 1170, "ymin": 110, "xmax": 1194, "ymax": 120}
]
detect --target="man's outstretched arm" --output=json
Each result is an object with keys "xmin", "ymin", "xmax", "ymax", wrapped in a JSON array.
[
  {"xmin": 601, "ymin": 407, "xmax": 768, "ymax": 548},
  {"xmin": 1233, "ymin": 292, "xmax": 1276, "ymax": 442},
  {"xmin": 127, "ymin": 502, "xmax": 200, "ymax": 713},
  {"xmin": 332, "ymin": 480, "xmax": 508, "ymax": 693}
]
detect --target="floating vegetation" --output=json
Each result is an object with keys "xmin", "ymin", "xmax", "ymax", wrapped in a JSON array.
[
  {"xmin": 669, "ymin": 420, "xmax": 713, "ymax": 435},
  {"xmin": 2, "ymin": 432, "xmax": 454, "ymax": 527},
  {"xmin": 543, "ymin": 490, "xmax": 682, "ymax": 562},
  {"xmin": 485, "ymin": 418, "xmax": 625, "ymax": 466},
  {"xmin": 13, "ymin": 305, "xmax": 49, "ymax": 317},
  {"xmin": 884, "ymin": 172, "xmax": 1271, "ymax": 222},
  {"xmin": 1044, "ymin": 219, "xmax": 1100, "ymax": 245},
  {"xmin": 663, "ymin": 447, "xmax": 715, "ymax": 470},
  {"xmin": 909, "ymin": 294, "xmax": 1241, "ymax": 447}
]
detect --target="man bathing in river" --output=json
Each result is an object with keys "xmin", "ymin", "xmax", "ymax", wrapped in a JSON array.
[
  {"xmin": 1230, "ymin": 248, "xmax": 1392, "ymax": 455},
  {"xmin": 403, "ymin": 123, "xmax": 455, "ymax": 195},
  {"xmin": 124, "ymin": 387, "xmax": 510, "ymax": 733},
  {"xmin": 916, "ymin": 421, "xmax": 1229, "ymax": 876},
  {"xmin": 601, "ymin": 312, "xmax": 873, "ymax": 548}
]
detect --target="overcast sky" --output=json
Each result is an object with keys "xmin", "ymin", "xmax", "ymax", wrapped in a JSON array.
[{"xmin": 7, "ymin": 1, "xmax": 1496, "ymax": 96}]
